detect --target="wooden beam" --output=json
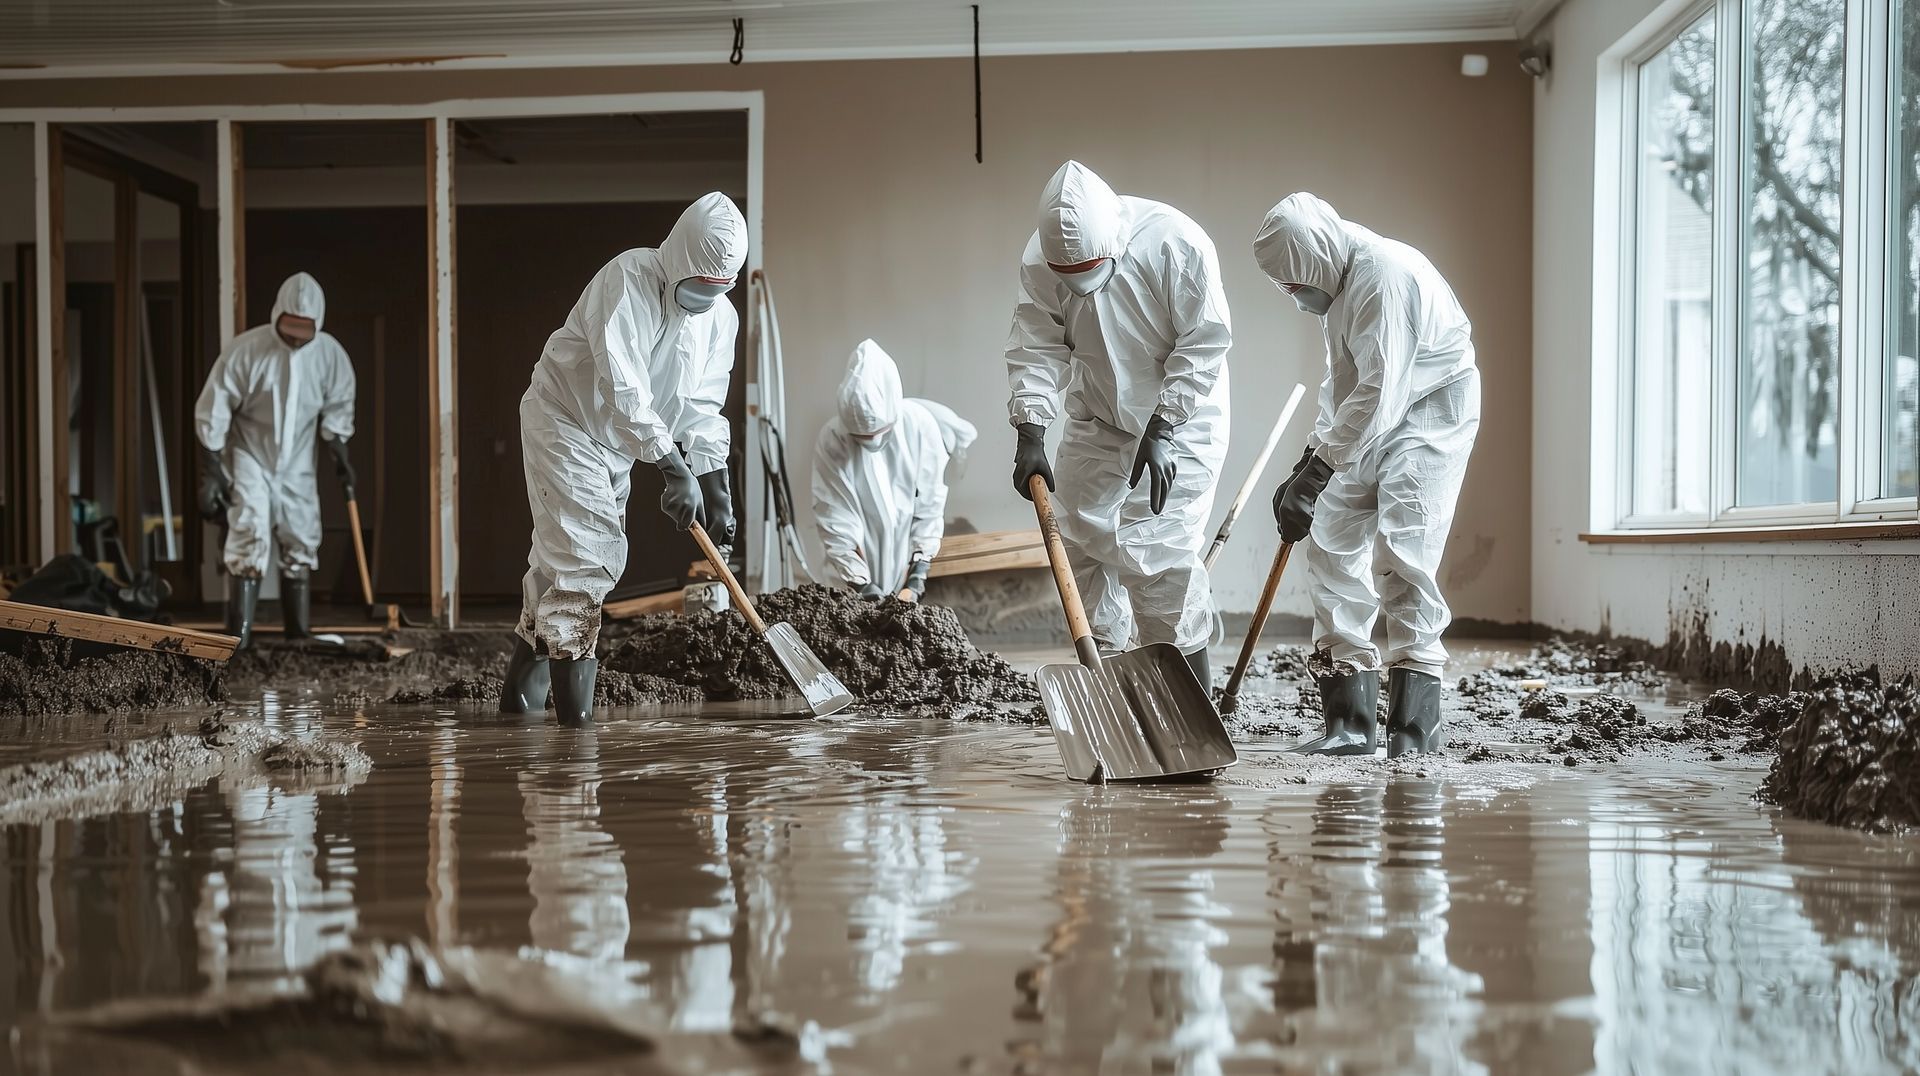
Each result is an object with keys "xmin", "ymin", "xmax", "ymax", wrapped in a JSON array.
[
  {"xmin": 604, "ymin": 590, "xmax": 686, "ymax": 619},
  {"xmin": 45, "ymin": 125, "xmax": 69, "ymax": 562},
  {"xmin": 228, "ymin": 123, "xmax": 246, "ymax": 334},
  {"xmin": 425, "ymin": 116, "xmax": 458, "ymax": 627},
  {"xmin": 927, "ymin": 546, "xmax": 1049, "ymax": 578},
  {"xmin": 113, "ymin": 171, "xmax": 139, "ymax": 557},
  {"xmin": 1, "ymin": 599, "xmax": 238, "ymax": 661}
]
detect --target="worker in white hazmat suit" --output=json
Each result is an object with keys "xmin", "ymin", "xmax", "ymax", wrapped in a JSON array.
[
  {"xmin": 502, "ymin": 192, "xmax": 747, "ymax": 724},
  {"xmin": 1005, "ymin": 161, "xmax": 1232, "ymax": 687},
  {"xmin": 811, "ymin": 339, "xmax": 976, "ymax": 602},
  {"xmin": 194, "ymin": 271, "xmax": 357, "ymax": 650},
  {"xmin": 1254, "ymin": 192, "xmax": 1481, "ymax": 758}
]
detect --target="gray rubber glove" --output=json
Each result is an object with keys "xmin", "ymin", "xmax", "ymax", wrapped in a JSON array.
[
  {"xmin": 198, "ymin": 445, "xmax": 232, "ymax": 522},
  {"xmin": 325, "ymin": 436, "xmax": 356, "ymax": 495},
  {"xmin": 1273, "ymin": 448, "xmax": 1335, "ymax": 543},
  {"xmin": 698, "ymin": 468, "xmax": 735, "ymax": 547},
  {"xmin": 856, "ymin": 581, "xmax": 886, "ymax": 601},
  {"xmin": 656, "ymin": 452, "xmax": 706, "ymax": 531},
  {"xmin": 901, "ymin": 556, "xmax": 931, "ymax": 600},
  {"xmin": 1128, "ymin": 414, "xmax": 1180, "ymax": 515},
  {"xmin": 1011, "ymin": 422, "xmax": 1055, "ymax": 501}
]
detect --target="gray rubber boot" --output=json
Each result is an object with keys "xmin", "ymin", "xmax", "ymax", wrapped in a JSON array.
[
  {"xmin": 499, "ymin": 636, "xmax": 551, "ymax": 715},
  {"xmin": 225, "ymin": 576, "xmax": 260, "ymax": 651},
  {"xmin": 280, "ymin": 568, "xmax": 313, "ymax": 640},
  {"xmin": 1288, "ymin": 668, "xmax": 1380, "ymax": 755},
  {"xmin": 1182, "ymin": 646, "xmax": 1211, "ymax": 690},
  {"xmin": 550, "ymin": 657, "xmax": 598, "ymax": 726},
  {"xmin": 1384, "ymin": 667, "xmax": 1445, "ymax": 758}
]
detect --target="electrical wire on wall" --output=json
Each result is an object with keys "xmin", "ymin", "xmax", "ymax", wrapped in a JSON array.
[{"xmin": 730, "ymin": 18, "xmax": 744, "ymax": 64}]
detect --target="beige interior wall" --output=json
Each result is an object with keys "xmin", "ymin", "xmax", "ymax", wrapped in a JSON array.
[{"xmin": 0, "ymin": 44, "xmax": 1534, "ymax": 624}]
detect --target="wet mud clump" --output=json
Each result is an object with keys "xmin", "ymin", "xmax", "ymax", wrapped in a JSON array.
[
  {"xmin": 604, "ymin": 584, "xmax": 1035, "ymax": 708},
  {"xmin": 0, "ymin": 638, "xmax": 223, "ymax": 716},
  {"xmin": 1760, "ymin": 673, "xmax": 1920, "ymax": 833}
]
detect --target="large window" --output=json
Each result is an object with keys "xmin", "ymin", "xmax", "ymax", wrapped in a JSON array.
[{"xmin": 1617, "ymin": 0, "xmax": 1920, "ymax": 528}]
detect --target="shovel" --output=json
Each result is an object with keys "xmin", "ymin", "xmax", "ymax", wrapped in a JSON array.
[
  {"xmin": 1219, "ymin": 541, "xmax": 1294, "ymax": 715},
  {"xmin": 689, "ymin": 522, "xmax": 854, "ymax": 717},
  {"xmin": 1027, "ymin": 474, "xmax": 1237, "ymax": 782}
]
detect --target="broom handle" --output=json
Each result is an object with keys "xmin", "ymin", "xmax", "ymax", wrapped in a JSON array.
[
  {"xmin": 1222, "ymin": 541, "xmax": 1294, "ymax": 700},
  {"xmin": 1204, "ymin": 382, "xmax": 1306, "ymax": 571},
  {"xmin": 345, "ymin": 496, "xmax": 375, "ymax": 607},
  {"xmin": 1030, "ymin": 474, "xmax": 1101, "ymax": 669}
]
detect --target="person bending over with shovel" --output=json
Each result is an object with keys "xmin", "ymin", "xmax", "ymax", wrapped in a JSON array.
[
  {"xmin": 1254, "ymin": 192, "xmax": 1480, "ymax": 758},
  {"xmin": 500, "ymin": 193, "xmax": 747, "ymax": 724},
  {"xmin": 812, "ymin": 339, "xmax": 976, "ymax": 603},
  {"xmin": 1006, "ymin": 160, "xmax": 1232, "ymax": 689},
  {"xmin": 195, "ymin": 271, "xmax": 357, "ymax": 651}
]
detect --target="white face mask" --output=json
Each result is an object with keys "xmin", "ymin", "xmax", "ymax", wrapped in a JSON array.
[
  {"xmin": 675, "ymin": 278, "xmax": 734, "ymax": 314},
  {"xmin": 1055, "ymin": 258, "xmax": 1116, "ymax": 297},
  {"xmin": 853, "ymin": 426, "xmax": 892, "ymax": 452},
  {"xmin": 1291, "ymin": 284, "xmax": 1334, "ymax": 316}
]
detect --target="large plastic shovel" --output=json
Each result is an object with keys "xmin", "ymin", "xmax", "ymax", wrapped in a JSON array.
[
  {"xmin": 1028, "ymin": 475, "xmax": 1238, "ymax": 782},
  {"xmin": 690, "ymin": 523, "xmax": 854, "ymax": 717}
]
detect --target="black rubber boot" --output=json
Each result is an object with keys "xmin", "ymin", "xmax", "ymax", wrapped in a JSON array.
[
  {"xmin": 280, "ymin": 568, "xmax": 313, "ymax": 640},
  {"xmin": 1288, "ymin": 668, "xmax": 1380, "ymax": 755},
  {"xmin": 1384, "ymin": 667, "xmax": 1445, "ymax": 758},
  {"xmin": 499, "ymin": 637, "xmax": 551, "ymax": 715},
  {"xmin": 549, "ymin": 657, "xmax": 598, "ymax": 726},
  {"xmin": 225, "ymin": 576, "xmax": 260, "ymax": 651},
  {"xmin": 1182, "ymin": 646, "xmax": 1212, "ymax": 690}
]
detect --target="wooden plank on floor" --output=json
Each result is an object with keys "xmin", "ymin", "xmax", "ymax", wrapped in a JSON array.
[
  {"xmin": 176, "ymin": 620, "xmax": 392, "ymax": 637},
  {"xmin": 1, "ymin": 600, "xmax": 238, "ymax": 661},
  {"xmin": 927, "ymin": 546, "xmax": 1049, "ymax": 578},
  {"xmin": 605, "ymin": 590, "xmax": 685, "ymax": 620},
  {"xmin": 935, "ymin": 530, "xmax": 1044, "ymax": 559}
]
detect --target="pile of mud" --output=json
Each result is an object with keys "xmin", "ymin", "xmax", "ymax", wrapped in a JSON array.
[
  {"xmin": 604, "ymin": 584, "xmax": 1035, "ymax": 708},
  {"xmin": 1759, "ymin": 673, "xmax": 1920, "ymax": 833},
  {"xmin": 0, "ymin": 638, "xmax": 223, "ymax": 716}
]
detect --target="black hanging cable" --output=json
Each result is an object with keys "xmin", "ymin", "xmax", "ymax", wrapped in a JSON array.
[
  {"xmin": 972, "ymin": 4, "xmax": 982, "ymax": 162},
  {"xmin": 730, "ymin": 18, "xmax": 744, "ymax": 65}
]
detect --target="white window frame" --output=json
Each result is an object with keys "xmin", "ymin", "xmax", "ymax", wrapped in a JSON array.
[{"xmin": 1599, "ymin": 0, "xmax": 1920, "ymax": 535}]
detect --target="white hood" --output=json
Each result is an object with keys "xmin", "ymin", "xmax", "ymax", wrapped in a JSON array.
[
  {"xmin": 1252, "ymin": 192, "xmax": 1353, "ymax": 298},
  {"xmin": 1037, "ymin": 160, "xmax": 1127, "ymax": 266},
  {"xmin": 837, "ymin": 338, "xmax": 902, "ymax": 437},
  {"xmin": 270, "ymin": 271, "xmax": 326, "ymax": 333},
  {"xmin": 658, "ymin": 192, "xmax": 748, "ymax": 285}
]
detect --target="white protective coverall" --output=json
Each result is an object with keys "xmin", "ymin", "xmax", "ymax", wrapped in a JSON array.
[
  {"xmin": 517, "ymin": 192, "xmax": 746, "ymax": 658},
  {"xmin": 1006, "ymin": 161, "xmax": 1232, "ymax": 653},
  {"xmin": 812, "ymin": 339, "xmax": 975, "ymax": 591},
  {"xmin": 194, "ymin": 272, "xmax": 356, "ymax": 578},
  {"xmin": 1253, "ymin": 193, "xmax": 1481, "ymax": 678}
]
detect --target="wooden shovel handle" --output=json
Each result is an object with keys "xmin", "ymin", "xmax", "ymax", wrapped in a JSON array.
[
  {"xmin": 345, "ymin": 497, "xmax": 375, "ymax": 607},
  {"xmin": 1223, "ymin": 541, "xmax": 1293, "ymax": 699},
  {"xmin": 690, "ymin": 523, "xmax": 768, "ymax": 634},
  {"xmin": 1029, "ymin": 473, "xmax": 1100, "ymax": 666}
]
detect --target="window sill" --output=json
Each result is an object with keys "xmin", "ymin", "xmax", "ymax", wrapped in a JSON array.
[{"xmin": 1580, "ymin": 521, "xmax": 1920, "ymax": 544}]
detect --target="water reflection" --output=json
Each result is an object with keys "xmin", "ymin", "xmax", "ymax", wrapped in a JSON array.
[{"xmin": 520, "ymin": 727, "xmax": 629, "ymax": 962}]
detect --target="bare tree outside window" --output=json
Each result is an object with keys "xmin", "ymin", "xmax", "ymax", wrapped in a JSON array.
[{"xmin": 1890, "ymin": 0, "xmax": 1920, "ymax": 498}]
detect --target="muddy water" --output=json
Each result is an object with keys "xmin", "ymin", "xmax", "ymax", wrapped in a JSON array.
[{"xmin": 4, "ymin": 697, "xmax": 1919, "ymax": 1073}]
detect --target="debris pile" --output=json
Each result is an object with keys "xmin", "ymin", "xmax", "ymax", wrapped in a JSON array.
[
  {"xmin": 604, "ymin": 584, "xmax": 1035, "ymax": 708},
  {"xmin": 0, "ymin": 638, "xmax": 223, "ymax": 716},
  {"xmin": 1759, "ymin": 673, "xmax": 1920, "ymax": 834}
]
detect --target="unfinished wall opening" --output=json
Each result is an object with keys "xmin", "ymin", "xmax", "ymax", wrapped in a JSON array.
[
  {"xmin": 40, "ymin": 123, "xmax": 214, "ymax": 599},
  {"xmin": 238, "ymin": 119, "xmax": 428, "ymax": 609},
  {"xmin": 450, "ymin": 111, "xmax": 749, "ymax": 605}
]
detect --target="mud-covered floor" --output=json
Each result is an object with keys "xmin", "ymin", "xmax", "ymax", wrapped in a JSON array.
[{"xmin": 2, "ymin": 639, "xmax": 1917, "ymax": 1074}]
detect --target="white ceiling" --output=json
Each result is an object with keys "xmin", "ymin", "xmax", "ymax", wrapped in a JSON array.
[{"xmin": 0, "ymin": 0, "xmax": 1539, "ymax": 79}]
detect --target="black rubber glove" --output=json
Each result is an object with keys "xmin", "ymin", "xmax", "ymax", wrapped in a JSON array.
[
  {"xmin": 198, "ymin": 445, "xmax": 232, "ymax": 522},
  {"xmin": 698, "ymin": 468, "xmax": 735, "ymax": 547},
  {"xmin": 656, "ymin": 452, "xmax": 706, "ymax": 531},
  {"xmin": 1127, "ymin": 414, "xmax": 1180, "ymax": 515},
  {"xmin": 1011, "ymin": 422, "xmax": 1055, "ymax": 501},
  {"xmin": 856, "ymin": 581, "xmax": 886, "ymax": 600},
  {"xmin": 325, "ymin": 436, "xmax": 356, "ymax": 495},
  {"xmin": 1273, "ymin": 449, "xmax": 1335, "ymax": 543},
  {"xmin": 901, "ymin": 556, "xmax": 931, "ymax": 600}
]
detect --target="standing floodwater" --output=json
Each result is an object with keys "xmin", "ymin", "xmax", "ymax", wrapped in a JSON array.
[{"xmin": 2, "ymin": 702, "xmax": 1918, "ymax": 1074}]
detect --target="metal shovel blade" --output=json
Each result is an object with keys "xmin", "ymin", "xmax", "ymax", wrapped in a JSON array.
[
  {"xmin": 1035, "ymin": 642, "xmax": 1238, "ymax": 782},
  {"xmin": 764, "ymin": 621, "xmax": 855, "ymax": 717}
]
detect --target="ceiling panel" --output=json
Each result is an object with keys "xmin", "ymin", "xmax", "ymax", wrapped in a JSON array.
[{"xmin": 0, "ymin": 0, "xmax": 1524, "ymax": 76}]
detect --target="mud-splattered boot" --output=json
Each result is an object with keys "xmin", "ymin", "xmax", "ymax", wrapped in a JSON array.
[
  {"xmin": 1182, "ymin": 646, "xmax": 1212, "ymax": 690},
  {"xmin": 1288, "ymin": 668, "xmax": 1379, "ymax": 755},
  {"xmin": 498, "ymin": 637, "xmax": 551, "ymax": 715},
  {"xmin": 280, "ymin": 568, "xmax": 313, "ymax": 640},
  {"xmin": 225, "ymin": 576, "xmax": 260, "ymax": 651},
  {"xmin": 1384, "ymin": 667, "xmax": 1445, "ymax": 758},
  {"xmin": 549, "ymin": 657, "xmax": 598, "ymax": 726}
]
